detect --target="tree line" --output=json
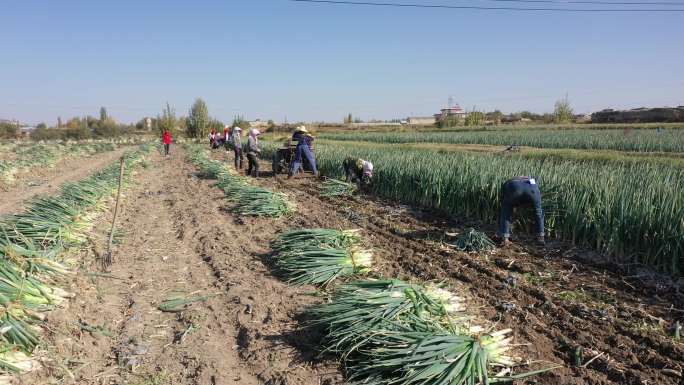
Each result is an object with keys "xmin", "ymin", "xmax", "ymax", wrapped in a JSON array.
[
  {"xmin": 152, "ymin": 98, "xmax": 250, "ymax": 139},
  {"xmin": 9, "ymin": 98, "xmax": 243, "ymax": 141}
]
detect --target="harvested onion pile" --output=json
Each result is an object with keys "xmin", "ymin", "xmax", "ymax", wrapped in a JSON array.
[{"xmin": 271, "ymin": 229, "xmax": 372, "ymax": 286}]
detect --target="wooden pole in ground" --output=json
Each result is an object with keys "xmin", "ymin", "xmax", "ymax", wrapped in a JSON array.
[{"xmin": 103, "ymin": 156, "xmax": 125, "ymax": 269}]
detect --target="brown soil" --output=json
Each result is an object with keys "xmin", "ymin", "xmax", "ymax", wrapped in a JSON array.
[
  {"xmin": 220, "ymin": 152, "xmax": 684, "ymax": 385},
  {"xmin": 16, "ymin": 148, "xmax": 343, "ymax": 385},
  {"xmin": 0, "ymin": 148, "xmax": 129, "ymax": 216},
  {"xmin": 14, "ymin": 147, "xmax": 684, "ymax": 385}
]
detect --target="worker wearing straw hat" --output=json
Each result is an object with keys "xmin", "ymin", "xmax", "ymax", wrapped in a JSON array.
[
  {"xmin": 288, "ymin": 125, "xmax": 318, "ymax": 178},
  {"xmin": 498, "ymin": 176, "xmax": 545, "ymax": 247}
]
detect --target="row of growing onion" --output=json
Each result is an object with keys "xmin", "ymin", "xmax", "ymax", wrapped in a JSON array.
[
  {"xmin": 184, "ymin": 145, "xmax": 295, "ymax": 217},
  {"xmin": 0, "ymin": 144, "xmax": 153, "ymax": 375},
  {"xmin": 266, "ymin": 228, "xmax": 554, "ymax": 383},
  {"xmin": 261, "ymin": 141, "xmax": 684, "ymax": 276},
  {"xmin": 318, "ymin": 128, "xmax": 684, "ymax": 153},
  {"xmin": 0, "ymin": 142, "xmax": 119, "ymax": 185}
]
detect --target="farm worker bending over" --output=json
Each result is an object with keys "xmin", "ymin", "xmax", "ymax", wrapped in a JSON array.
[
  {"xmin": 343, "ymin": 157, "xmax": 373, "ymax": 189},
  {"xmin": 223, "ymin": 125, "xmax": 231, "ymax": 153},
  {"xmin": 162, "ymin": 129, "xmax": 172, "ymax": 157},
  {"xmin": 288, "ymin": 126, "xmax": 318, "ymax": 178},
  {"xmin": 498, "ymin": 176, "xmax": 545, "ymax": 246},
  {"xmin": 231, "ymin": 126, "xmax": 243, "ymax": 170},
  {"xmin": 247, "ymin": 128, "xmax": 261, "ymax": 177}
]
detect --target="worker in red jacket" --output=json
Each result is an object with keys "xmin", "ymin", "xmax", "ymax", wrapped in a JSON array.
[{"xmin": 162, "ymin": 130, "xmax": 172, "ymax": 157}]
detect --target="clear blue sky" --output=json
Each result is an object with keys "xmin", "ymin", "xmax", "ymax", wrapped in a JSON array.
[{"xmin": 1, "ymin": 0, "xmax": 682, "ymax": 125}]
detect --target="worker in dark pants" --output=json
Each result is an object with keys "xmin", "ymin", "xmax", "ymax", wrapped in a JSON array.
[
  {"xmin": 231, "ymin": 126, "xmax": 243, "ymax": 170},
  {"xmin": 162, "ymin": 129, "xmax": 172, "ymax": 157},
  {"xmin": 246, "ymin": 128, "xmax": 261, "ymax": 177},
  {"xmin": 343, "ymin": 157, "xmax": 373, "ymax": 190},
  {"xmin": 498, "ymin": 176, "xmax": 545, "ymax": 246}
]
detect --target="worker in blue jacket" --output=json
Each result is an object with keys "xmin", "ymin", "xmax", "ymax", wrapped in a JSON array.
[
  {"xmin": 498, "ymin": 176, "xmax": 545, "ymax": 246},
  {"xmin": 288, "ymin": 126, "xmax": 318, "ymax": 178}
]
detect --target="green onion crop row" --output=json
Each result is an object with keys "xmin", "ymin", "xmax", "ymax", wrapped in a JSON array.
[
  {"xmin": 318, "ymin": 128, "xmax": 684, "ymax": 153},
  {"xmin": 261, "ymin": 140, "xmax": 684, "ymax": 276},
  {"xmin": 184, "ymin": 145, "xmax": 295, "ymax": 218},
  {"xmin": 0, "ymin": 143, "xmax": 153, "ymax": 373},
  {"xmin": 0, "ymin": 141, "xmax": 120, "ymax": 186}
]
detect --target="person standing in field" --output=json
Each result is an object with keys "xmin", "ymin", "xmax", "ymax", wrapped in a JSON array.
[
  {"xmin": 209, "ymin": 129, "xmax": 217, "ymax": 148},
  {"xmin": 231, "ymin": 126, "xmax": 243, "ymax": 170},
  {"xmin": 223, "ymin": 125, "xmax": 231, "ymax": 153},
  {"xmin": 162, "ymin": 129, "xmax": 172, "ymax": 157},
  {"xmin": 247, "ymin": 128, "xmax": 261, "ymax": 177},
  {"xmin": 343, "ymin": 157, "xmax": 373, "ymax": 189},
  {"xmin": 288, "ymin": 126, "xmax": 318, "ymax": 178},
  {"xmin": 498, "ymin": 176, "xmax": 545, "ymax": 246}
]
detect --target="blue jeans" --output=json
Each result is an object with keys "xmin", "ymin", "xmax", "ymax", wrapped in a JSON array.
[
  {"xmin": 498, "ymin": 179, "xmax": 544, "ymax": 237},
  {"xmin": 290, "ymin": 144, "xmax": 317, "ymax": 175}
]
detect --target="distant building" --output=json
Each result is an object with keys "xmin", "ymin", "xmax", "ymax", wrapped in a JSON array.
[
  {"xmin": 349, "ymin": 122, "xmax": 401, "ymax": 128},
  {"xmin": 248, "ymin": 119, "xmax": 279, "ymax": 129},
  {"xmin": 434, "ymin": 104, "xmax": 467, "ymax": 123},
  {"xmin": 19, "ymin": 126, "xmax": 36, "ymax": 137},
  {"xmin": 407, "ymin": 116, "xmax": 437, "ymax": 126}
]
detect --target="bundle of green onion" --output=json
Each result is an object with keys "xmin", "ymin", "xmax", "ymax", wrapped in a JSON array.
[
  {"xmin": 0, "ymin": 346, "xmax": 36, "ymax": 373},
  {"xmin": 272, "ymin": 228, "xmax": 362, "ymax": 250},
  {"xmin": 307, "ymin": 279, "xmax": 468, "ymax": 356},
  {"xmin": 346, "ymin": 328, "xmax": 545, "ymax": 385},
  {"xmin": 0, "ymin": 262, "xmax": 71, "ymax": 307},
  {"xmin": 0, "ymin": 313, "xmax": 40, "ymax": 353},
  {"xmin": 0, "ymin": 161, "xmax": 18, "ymax": 185},
  {"xmin": 271, "ymin": 229, "xmax": 372, "ymax": 286},
  {"xmin": 451, "ymin": 228, "xmax": 496, "ymax": 252},
  {"xmin": 158, "ymin": 294, "xmax": 214, "ymax": 313},
  {"xmin": 320, "ymin": 178, "xmax": 357, "ymax": 197},
  {"xmin": 233, "ymin": 187, "xmax": 295, "ymax": 217},
  {"xmin": 0, "ymin": 243, "xmax": 68, "ymax": 277}
]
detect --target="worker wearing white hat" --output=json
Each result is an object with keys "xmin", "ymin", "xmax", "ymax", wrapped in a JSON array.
[
  {"xmin": 343, "ymin": 157, "xmax": 374, "ymax": 190},
  {"xmin": 231, "ymin": 126, "xmax": 243, "ymax": 170},
  {"xmin": 247, "ymin": 128, "xmax": 261, "ymax": 177}
]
